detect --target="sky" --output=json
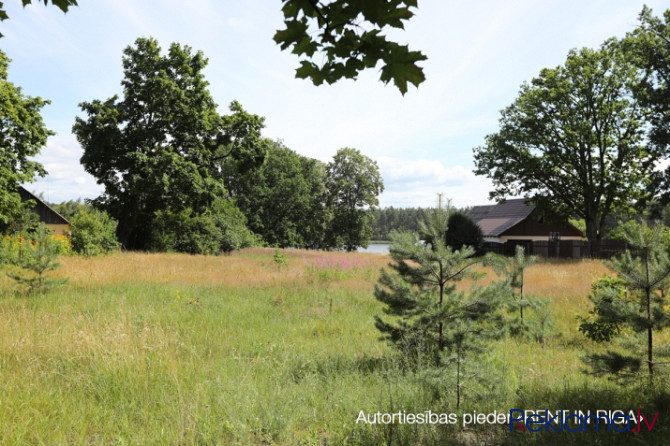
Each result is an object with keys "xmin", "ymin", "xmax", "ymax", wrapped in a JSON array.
[{"xmin": 2, "ymin": 0, "xmax": 668, "ymax": 208}]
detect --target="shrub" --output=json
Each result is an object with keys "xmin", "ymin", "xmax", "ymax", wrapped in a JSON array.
[
  {"xmin": 69, "ymin": 207, "xmax": 120, "ymax": 256},
  {"xmin": 151, "ymin": 198, "xmax": 256, "ymax": 255}
]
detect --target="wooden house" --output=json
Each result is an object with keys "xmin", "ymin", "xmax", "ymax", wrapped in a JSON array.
[{"xmin": 466, "ymin": 198, "xmax": 583, "ymax": 243}]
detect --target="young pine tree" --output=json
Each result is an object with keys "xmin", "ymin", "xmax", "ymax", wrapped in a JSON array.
[
  {"xmin": 491, "ymin": 245, "xmax": 553, "ymax": 341},
  {"xmin": 582, "ymin": 221, "xmax": 670, "ymax": 379},
  {"xmin": 374, "ymin": 209, "xmax": 506, "ymax": 408},
  {"xmin": 6, "ymin": 223, "xmax": 67, "ymax": 293}
]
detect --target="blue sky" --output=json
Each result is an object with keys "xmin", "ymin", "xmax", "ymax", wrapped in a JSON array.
[{"xmin": 3, "ymin": 0, "xmax": 668, "ymax": 208}]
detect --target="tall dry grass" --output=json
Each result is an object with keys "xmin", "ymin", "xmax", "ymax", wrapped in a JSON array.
[{"xmin": 0, "ymin": 249, "xmax": 666, "ymax": 445}]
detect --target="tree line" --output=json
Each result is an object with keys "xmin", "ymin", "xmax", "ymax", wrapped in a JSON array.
[{"xmin": 0, "ymin": 36, "xmax": 384, "ymax": 254}]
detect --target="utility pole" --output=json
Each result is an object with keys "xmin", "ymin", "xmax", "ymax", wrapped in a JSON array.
[{"xmin": 437, "ymin": 192, "xmax": 443, "ymax": 210}]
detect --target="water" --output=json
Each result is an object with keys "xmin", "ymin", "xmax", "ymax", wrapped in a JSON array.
[{"xmin": 357, "ymin": 243, "xmax": 390, "ymax": 254}]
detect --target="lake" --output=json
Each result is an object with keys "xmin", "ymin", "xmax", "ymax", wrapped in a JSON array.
[{"xmin": 357, "ymin": 243, "xmax": 390, "ymax": 254}]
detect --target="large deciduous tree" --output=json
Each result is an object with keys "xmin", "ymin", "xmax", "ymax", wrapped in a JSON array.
[
  {"xmin": 473, "ymin": 43, "xmax": 655, "ymax": 249},
  {"xmin": 0, "ymin": 50, "xmax": 52, "ymax": 233},
  {"xmin": 224, "ymin": 141, "xmax": 329, "ymax": 249},
  {"xmin": 73, "ymin": 37, "xmax": 264, "ymax": 250},
  {"xmin": 624, "ymin": 7, "xmax": 670, "ymax": 205},
  {"xmin": 274, "ymin": 0, "xmax": 426, "ymax": 94},
  {"xmin": 325, "ymin": 147, "xmax": 384, "ymax": 251}
]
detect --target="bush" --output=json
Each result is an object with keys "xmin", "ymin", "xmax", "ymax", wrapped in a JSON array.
[
  {"xmin": 69, "ymin": 207, "xmax": 120, "ymax": 256},
  {"xmin": 151, "ymin": 198, "xmax": 256, "ymax": 255}
]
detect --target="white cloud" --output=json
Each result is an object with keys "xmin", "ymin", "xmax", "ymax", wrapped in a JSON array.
[
  {"xmin": 377, "ymin": 157, "xmax": 493, "ymax": 208},
  {"xmin": 3, "ymin": 0, "xmax": 668, "ymax": 207}
]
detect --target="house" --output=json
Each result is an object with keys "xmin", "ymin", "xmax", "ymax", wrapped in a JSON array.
[
  {"xmin": 18, "ymin": 186, "xmax": 71, "ymax": 236},
  {"xmin": 466, "ymin": 198, "xmax": 583, "ymax": 243}
]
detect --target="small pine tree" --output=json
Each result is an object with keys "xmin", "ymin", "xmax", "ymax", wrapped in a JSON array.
[
  {"xmin": 490, "ymin": 245, "xmax": 552, "ymax": 340},
  {"xmin": 6, "ymin": 224, "xmax": 67, "ymax": 293},
  {"xmin": 374, "ymin": 209, "xmax": 506, "ymax": 408},
  {"xmin": 581, "ymin": 221, "xmax": 670, "ymax": 379}
]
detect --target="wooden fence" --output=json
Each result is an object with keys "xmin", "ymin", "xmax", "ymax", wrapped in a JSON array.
[{"xmin": 481, "ymin": 239, "xmax": 628, "ymax": 259}]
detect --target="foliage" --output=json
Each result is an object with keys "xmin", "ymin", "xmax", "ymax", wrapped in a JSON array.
[
  {"xmin": 581, "ymin": 221, "xmax": 670, "ymax": 378},
  {"xmin": 273, "ymin": 246, "xmax": 287, "ymax": 269},
  {"xmin": 2, "ymin": 223, "xmax": 67, "ymax": 293},
  {"xmin": 0, "ymin": 50, "xmax": 52, "ymax": 234},
  {"xmin": 224, "ymin": 141, "xmax": 329, "ymax": 248},
  {"xmin": 68, "ymin": 206, "xmax": 120, "ymax": 256},
  {"xmin": 444, "ymin": 212, "xmax": 483, "ymax": 254},
  {"xmin": 578, "ymin": 275, "xmax": 628, "ymax": 342},
  {"xmin": 274, "ymin": 0, "xmax": 426, "ymax": 94},
  {"xmin": 52, "ymin": 198, "xmax": 85, "ymax": 220},
  {"xmin": 374, "ymin": 209, "xmax": 506, "ymax": 408},
  {"xmin": 371, "ymin": 206, "xmax": 429, "ymax": 240},
  {"xmin": 623, "ymin": 7, "xmax": 670, "ymax": 200},
  {"xmin": 473, "ymin": 42, "xmax": 654, "ymax": 248},
  {"xmin": 73, "ymin": 37, "xmax": 264, "ymax": 250},
  {"xmin": 491, "ymin": 246, "xmax": 555, "ymax": 342},
  {"xmin": 151, "ymin": 198, "xmax": 255, "ymax": 255},
  {"xmin": 325, "ymin": 147, "xmax": 384, "ymax": 251}
]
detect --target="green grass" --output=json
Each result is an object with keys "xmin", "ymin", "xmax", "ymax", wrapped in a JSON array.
[{"xmin": 0, "ymin": 250, "xmax": 668, "ymax": 445}]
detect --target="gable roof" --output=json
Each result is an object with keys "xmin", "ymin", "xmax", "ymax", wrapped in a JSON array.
[
  {"xmin": 18, "ymin": 186, "xmax": 70, "ymax": 226},
  {"xmin": 466, "ymin": 198, "xmax": 535, "ymax": 237}
]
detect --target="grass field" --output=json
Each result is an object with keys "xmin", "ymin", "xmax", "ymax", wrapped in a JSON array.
[{"xmin": 0, "ymin": 249, "xmax": 668, "ymax": 445}]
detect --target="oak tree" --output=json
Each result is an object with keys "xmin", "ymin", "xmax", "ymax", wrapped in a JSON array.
[
  {"xmin": 73, "ymin": 37, "xmax": 265, "ymax": 250},
  {"xmin": 473, "ymin": 43, "xmax": 655, "ymax": 250},
  {"xmin": 274, "ymin": 0, "xmax": 426, "ymax": 94},
  {"xmin": 325, "ymin": 147, "xmax": 383, "ymax": 251}
]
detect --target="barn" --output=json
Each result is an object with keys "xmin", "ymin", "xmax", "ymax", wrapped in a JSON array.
[{"xmin": 18, "ymin": 186, "xmax": 71, "ymax": 236}]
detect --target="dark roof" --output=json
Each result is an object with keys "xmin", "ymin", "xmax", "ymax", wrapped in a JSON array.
[
  {"xmin": 466, "ymin": 198, "xmax": 535, "ymax": 237},
  {"xmin": 18, "ymin": 186, "xmax": 70, "ymax": 226}
]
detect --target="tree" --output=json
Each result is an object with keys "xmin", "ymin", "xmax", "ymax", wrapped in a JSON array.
[
  {"xmin": 0, "ymin": 50, "xmax": 52, "ymax": 233},
  {"xmin": 4, "ymin": 223, "xmax": 67, "ymax": 293},
  {"xmin": 624, "ymin": 7, "xmax": 670, "ymax": 204},
  {"xmin": 473, "ymin": 43, "xmax": 655, "ymax": 251},
  {"xmin": 374, "ymin": 209, "xmax": 505, "ymax": 408},
  {"xmin": 580, "ymin": 221, "xmax": 670, "ymax": 379},
  {"xmin": 325, "ymin": 147, "xmax": 384, "ymax": 251},
  {"xmin": 274, "ymin": 0, "xmax": 426, "ymax": 94},
  {"xmin": 444, "ymin": 212, "xmax": 483, "ymax": 254},
  {"xmin": 0, "ymin": 0, "xmax": 77, "ymax": 37},
  {"xmin": 224, "ymin": 141, "xmax": 329, "ymax": 248},
  {"xmin": 73, "ymin": 37, "xmax": 265, "ymax": 250}
]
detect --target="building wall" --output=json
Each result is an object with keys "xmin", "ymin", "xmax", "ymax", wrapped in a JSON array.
[
  {"xmin": 501, "ymin": 217, "xmax": 582, "ymax": 238},
  {"xmin": 46, "ymin": 224, "xmax": 70, "ymax": 237},
  {"xmin": 499, "ymin": 235, "xmax": 583, "ymax": 243}
]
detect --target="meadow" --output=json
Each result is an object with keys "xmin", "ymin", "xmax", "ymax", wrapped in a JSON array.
[{"xmin": 0, "ymin": 248, "xmax": 668, "ymax": 445}]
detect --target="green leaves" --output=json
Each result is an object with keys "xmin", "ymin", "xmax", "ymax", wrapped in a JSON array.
[
  {"xmin": 473, "ymin": 42, "xmax": 650, "ymax": 246},
  {"xmin": 74, "ymin": 37, "xmax": 266, "ymax": 250},
  {"xmin": 0, "ymin": 50, "xmax": 52, "ymax": 233},
  {"xmin": 274, "ymin": 0, "xmax": 426, "ymax": 94},
  {"xmin": 325, "ymin": 148, "xmax": 384, "ymax": 251}
]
